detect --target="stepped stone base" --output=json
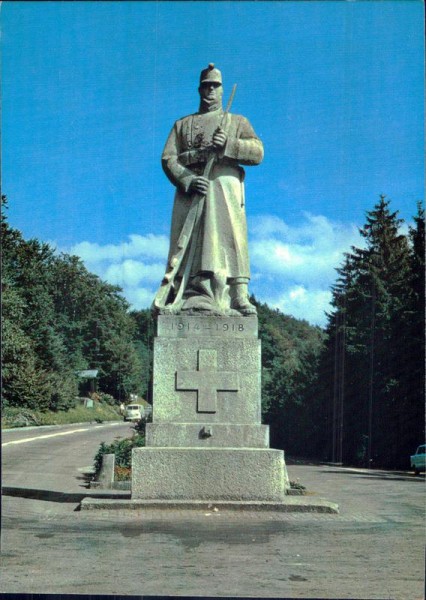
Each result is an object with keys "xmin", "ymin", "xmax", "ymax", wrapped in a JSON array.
[
  {"xmin": 130, "ymin": 316, "xmax": 291, "ymax": 504},
  {"xmin": 132, "ymin": 447, "xmax": 289, "ymax": 501},
  {"xmin": 81, "ymin": 314, "xmax": 338, "ymax": 514},
  {"xmin": 145, "ymin": 422, "xmax": 270, "ymax": 448}
]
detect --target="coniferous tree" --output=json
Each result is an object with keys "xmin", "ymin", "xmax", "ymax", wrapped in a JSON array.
[
  {"xmin": 317, "ymin": 196, "xmax": 424, "ymax": 468},
  {"xmin": 403, "ymin": 201, "xmax": 426, "ymax": 456}
]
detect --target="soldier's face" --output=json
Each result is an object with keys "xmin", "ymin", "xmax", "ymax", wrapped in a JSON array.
[{"xmin": 199, "ymin": 82, "xmax": 223, "ymax": 104}]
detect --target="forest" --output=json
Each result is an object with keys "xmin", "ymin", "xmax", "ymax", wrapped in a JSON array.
[{"xmin": 1, "ymin": 195, "xmax": 424, "ymax": 469}]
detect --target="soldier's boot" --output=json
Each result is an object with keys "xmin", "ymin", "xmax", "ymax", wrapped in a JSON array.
[{"xmin": 230, "ymin": 281, "xmax": 257, "ymax": 316}]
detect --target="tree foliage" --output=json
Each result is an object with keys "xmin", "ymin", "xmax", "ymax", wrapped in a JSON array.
[
  {"xmin": 129, "ymin": 309, "xmax": 155, "ymax": 401},
  {"xmin": 253, "ymin": 298, "xmax": 326, "ymax": 455},
  {"xmin": 1, "ymin": 196, "xmax": 144, "ymax": 411}
]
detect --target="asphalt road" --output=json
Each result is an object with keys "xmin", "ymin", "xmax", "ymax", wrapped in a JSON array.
[{"xmin": 1, "ymin": 422, "xmax": 425, "ymax": 599}]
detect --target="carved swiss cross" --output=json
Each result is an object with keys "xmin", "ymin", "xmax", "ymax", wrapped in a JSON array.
[{"xmin": 176, "ymin": 349, "xmax": 239, "ymax": 413}]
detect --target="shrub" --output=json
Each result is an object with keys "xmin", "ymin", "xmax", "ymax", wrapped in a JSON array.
[
  {"xmin": 49, "ymin": 372, "xmax": 78, "ymax": 411},
  {"xmin": 133, "ymin": 414, "xmax": 151, "ymax": 436},
  {"xmin": 96, "ymin": 392, "xmax": 116, "ymax": 406},
  {"xmin": 1, "ymin": 407, "xmax": 40, "ymax": 428},
  {"xmin": 93, "ymin": 433, "xmax": 145, "ymax": 476}
]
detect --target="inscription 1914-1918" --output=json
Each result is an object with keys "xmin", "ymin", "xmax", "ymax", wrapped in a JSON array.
[
  {"xmin": 173, "ymin": 321, "xmax": 245, "ymax": 332},
  {"xmin": 156, "ymin": 315, "xmax": 258, "ymax": 338}
]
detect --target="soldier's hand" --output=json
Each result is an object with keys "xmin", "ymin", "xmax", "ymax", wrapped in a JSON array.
[
  {"xmin": 212, "ymin": 127, "xmax": 227, "ymax": 149},
  {"xmin": 189, "ymin": 176, "xmax": 210, "ymax": 196}
]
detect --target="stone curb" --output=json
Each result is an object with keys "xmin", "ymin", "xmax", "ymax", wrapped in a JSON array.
[{"xmin": 79, "ymin": 497, "xmax": 339, "ymax": 513}]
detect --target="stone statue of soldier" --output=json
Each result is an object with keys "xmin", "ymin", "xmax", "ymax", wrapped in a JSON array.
[{"xmin": 154, "ymin": 63, "xmax": 264, "ymax": 316}]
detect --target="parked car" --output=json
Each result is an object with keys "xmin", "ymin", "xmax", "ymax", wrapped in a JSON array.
[
  {"xmin": 124, "ymin": 404, "xmax": 144, "ymax": 422},
  {"xmin": 410, "ymin": 444, "xmax": 425, "ymax": 475}
]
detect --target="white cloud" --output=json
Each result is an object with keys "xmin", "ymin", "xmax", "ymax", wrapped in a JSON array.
[
  {"xmin": 104, "ymin": 260, "xmax": 165, "ymax": 287},
  {"xmin": 125, "ymin": 287, "xmax": 156, "ymax": 310},
  {"xmin": 249, "ymin": 213, "xmax": 364, "ymax": 326},
  {"xmin": 69, "ymin": 234, "xmax": 169, "ymax": 264},
  {"xmin": 250, "ymin": 213, "xmax": 361, "ymax": 284},
  {"xmin": 63, "ymin": 213, "xmax": 364, "ymax": 327},
  {"xmin": 61, "ymin": 234, "xmax": 168, "ymax": 313},
  {"xmin": 264, "ymin": 286, "xmax": 333, "ymax": 326}
]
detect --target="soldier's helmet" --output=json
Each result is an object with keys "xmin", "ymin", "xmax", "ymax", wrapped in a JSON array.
[{"xmin": 199, "ymin": 63, "xmax": 222, "ymax": 85}]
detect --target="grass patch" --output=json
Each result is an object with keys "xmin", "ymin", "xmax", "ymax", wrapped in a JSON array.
[{"xmin": 1, "ymin": 403, "xmax": 122, "ymax": 429}]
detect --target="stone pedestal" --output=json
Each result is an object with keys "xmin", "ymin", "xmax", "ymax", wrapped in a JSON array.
[{"xmin": 132, "ymin": 315, "xmax": 290, "ymax": 502}]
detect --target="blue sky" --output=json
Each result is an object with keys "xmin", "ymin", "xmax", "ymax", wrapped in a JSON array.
[{"xmin": 2, "ymin": 1, "xmax": 424, "ymax": 326}]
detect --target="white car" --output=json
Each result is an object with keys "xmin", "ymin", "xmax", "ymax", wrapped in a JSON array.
[{"xmin": 124, "ymin": 404, "xmax": 144, "ymax": 422}]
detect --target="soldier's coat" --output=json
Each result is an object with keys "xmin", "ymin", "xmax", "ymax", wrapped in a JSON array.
[{"xmin": 162, "ymin": 108, "xmax": 264, "ymax": 283}]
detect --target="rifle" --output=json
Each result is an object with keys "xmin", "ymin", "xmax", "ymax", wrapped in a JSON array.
[{"xmin": 153, "ymin": 84, "xmax": 237, "ymax": 313}]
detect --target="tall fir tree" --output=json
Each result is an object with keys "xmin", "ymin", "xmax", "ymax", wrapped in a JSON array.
[
  {"xmin": 403, "ymin": 201, "xmax": 426, "ymax": 458},
  {"xmin": 317, "ymin": 196, "xmax": 424, "ymax": 468}
]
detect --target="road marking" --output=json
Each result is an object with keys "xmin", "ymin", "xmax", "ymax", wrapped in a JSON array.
[{"xmin": 2, "ymin": 428, "xmax": 90, "ymax": 447}]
